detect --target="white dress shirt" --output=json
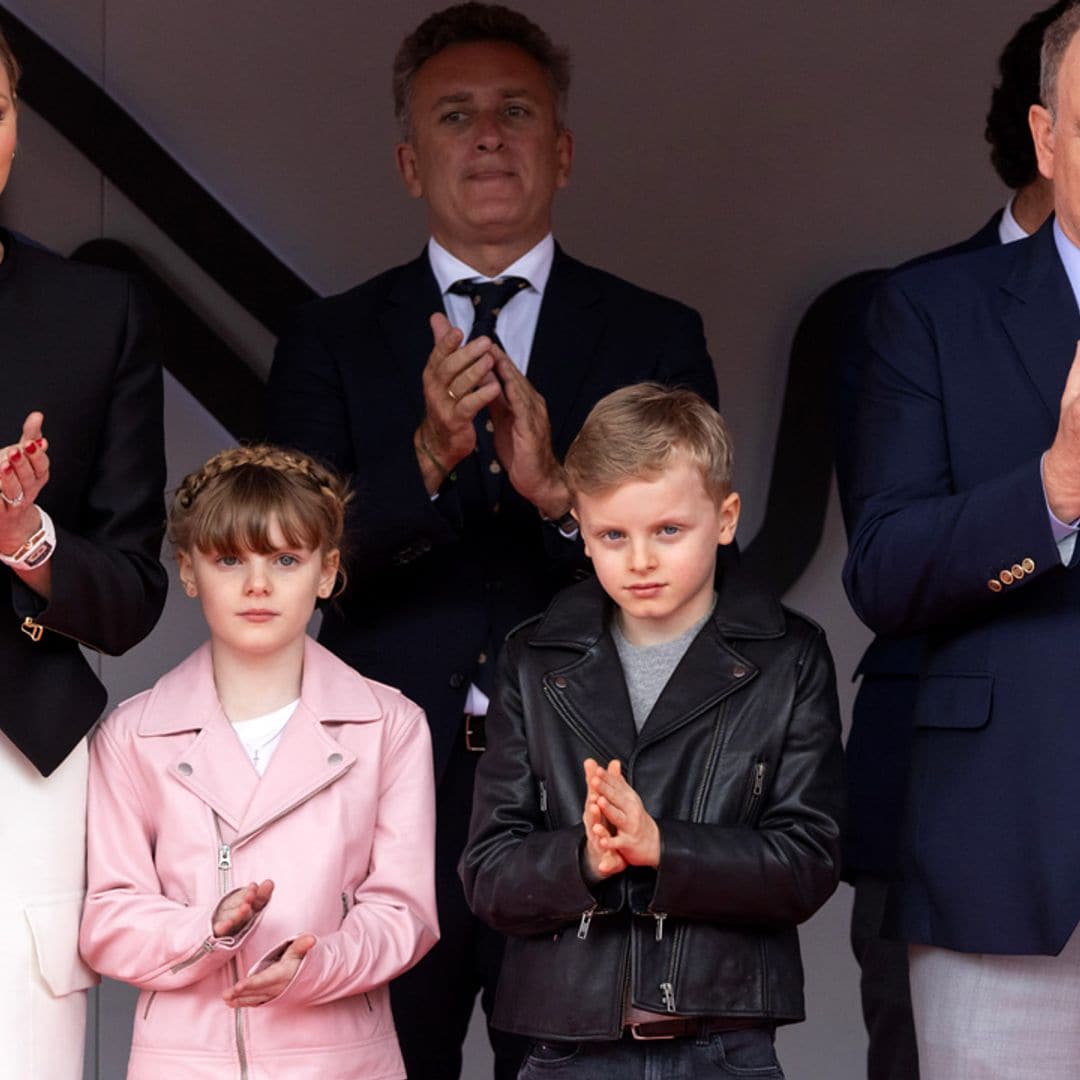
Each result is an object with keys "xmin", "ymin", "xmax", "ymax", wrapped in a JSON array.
[{"xmin": 427, "ymin": 234, "xmax": 556, "ymax": 717}]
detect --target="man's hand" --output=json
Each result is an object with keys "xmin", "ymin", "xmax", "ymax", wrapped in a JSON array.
[
  {"xmin": 581, "ymin": 758, "xmax": 627, "ymax": 880},
  {"xmin": 1044, "ymin": 341, "xmax": 1080, "ymax": 521},
  {"xmin": 0, "ymin": 411, "xmax": 50, "ymax": 556},
  {"xmin": 488, "ymin": 348, "xmax": 571, "ymax": 519},
  {"xmin": 415, "ymin": 313, "xmax": 503, "ymax": 493},
  {"xmin": 587, "ymin": 759, "xmax": 661, "ymax": 868},
  {"xmin": 212, "ymin": 879, "xmax": 274, "ymax": 938},
  {"xmin": 222, "ymin": 934, "xmax": 316, "ymax": 1008}
]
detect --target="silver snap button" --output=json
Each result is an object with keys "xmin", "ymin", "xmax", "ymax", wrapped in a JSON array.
[
  {"xmin": 553, "ymin": 676, "xmax": 568, "ymax": 689},
  {"xmin": 177, "ymin": 762, "xmax": 193, "ymax": 776},
  {"xmin": 328, "ymin": 753, "xmax": 344, "ymax": 766},
  {"xmin": 732, "ymin": 666, "xmax": 747, "ymax": 678}
]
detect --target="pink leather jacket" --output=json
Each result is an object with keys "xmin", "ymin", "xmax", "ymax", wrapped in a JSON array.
[{"xmin": 80, "ymin": 637, "xmax": 438, "ymax": 1079}]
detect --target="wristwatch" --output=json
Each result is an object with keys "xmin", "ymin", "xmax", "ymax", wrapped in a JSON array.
[{"xmin": 0, "ymin": 508, "xmax": 57, "ymax": 569}]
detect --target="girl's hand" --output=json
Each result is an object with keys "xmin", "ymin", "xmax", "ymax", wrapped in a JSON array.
[
  {"xmin": 212, "ymin": 879, "xmax": 274, "ymax": 938},
  {"xmin": 0, "ymin": 411, "xmax": 50, "ymax": 555},
  {"xmin": 222, "ymin": 934, "xmax": 316, "ymax": 1008}
]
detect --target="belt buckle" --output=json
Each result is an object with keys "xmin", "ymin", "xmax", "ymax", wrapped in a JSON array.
[
  {"xmin": 465, "ymin": 714, "xmax": 486, "ymax": 752},
  {"xmin": 628, "ymin": 1022, "xmax": 678, "ymax": 1041}
]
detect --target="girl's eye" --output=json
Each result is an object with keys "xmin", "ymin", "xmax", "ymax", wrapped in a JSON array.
[
  {"xmin": 217, "ymin": 555, "xmax": 240, "ymax": 567},
  {"xmin": 277, "ymin": 554, "xmax": 298, "ymax": 567}
]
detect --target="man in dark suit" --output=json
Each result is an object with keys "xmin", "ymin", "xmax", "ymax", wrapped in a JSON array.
[
  {"xmin": 834, "ymin": 7, "xmax": 1060, "ymax": 1078},
  {"xmin": 842, "ymin": 5, "xmax": 1080, "ymax": 1072},
  {"xmin": 266, "ymin": 5, "xmax": 716, "ymax": 1077}
]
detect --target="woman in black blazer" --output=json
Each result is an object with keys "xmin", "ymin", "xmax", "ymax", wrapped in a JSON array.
[{"xmin": 0, "ymin": 29, "xmax": 167, "ymax": 1078}]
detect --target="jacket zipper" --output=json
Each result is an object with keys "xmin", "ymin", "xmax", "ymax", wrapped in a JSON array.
[
  {"xmin": 142, "ymin": 991, "xmax": 157, "ymax": 1020},
  {"xmin": 741, "ymin": 761, "xmax": 767, "ymax": 822},
  {"xmin": 214, "ymin": 815, "xmax": 249, "ymax": 1080},
  {"xmin": 340, "ymin": 889, "xmax": 373, "ymax": 1010},
  {"xmin": 20, "ymin": 615, "xmax": 102, "ymax": 650},
  {"xmin": 169, "ymin": 938, "xmax": 214, "ymax": 974}
]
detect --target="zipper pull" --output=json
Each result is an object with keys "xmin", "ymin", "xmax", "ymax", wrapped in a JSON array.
[
  {"xmin": 539, "ymin": 781, "xmax": 548, "ymax": 813},
  {"xmin": 654, "ymin": 913, "xmax": 667, "ymax": 941},
  {"xmin": 20, "ymin": 617, "xmax": 43, "ymax": 643},
  {"xmin": 341, "ymin": 891, "xmax": 350, "ymax": 918},
  {"xmin": 218, "ymin": 844, "xmax": 232, "ymax": 871},
  {"xmin": 752, "ymin": 762, "xmax": 765, "ymax": 797},
  {"xmin": 577, "ymin": 904, "xmax": 596, "ymax": 940},
  {"xmin": 660, "ymin": 981, "xmax": 676, "ymax": 1013}
]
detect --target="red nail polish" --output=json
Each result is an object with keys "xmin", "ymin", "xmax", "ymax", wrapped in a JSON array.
[
  {"xmin": 9, "ymin": 448, "xmax": 20, "ymax": 462},
  {"xmin": 25, "ymin": 442, "xmax": 36, "ymax": 455},
  {"xmin": 1, "ymin": 464, "xmax": 10, "ymax": 475}
]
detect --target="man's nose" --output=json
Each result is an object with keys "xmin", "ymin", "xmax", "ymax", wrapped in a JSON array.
[{"xmin": 475, "ymin": 110, "xmax": 505, "ymax": 151}]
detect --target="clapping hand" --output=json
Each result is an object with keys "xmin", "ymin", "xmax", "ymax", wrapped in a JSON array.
[
  {"xmin": 212, "ymin": 879, "xmax": 274, "ymax": 938},
  {"xmin": 222, "ymin": 934, "xmax": 316, "ymax": 1009},
  {"xmin": 584, "ymin": 758, "xmax": 661, "ymax": 871},
  {"xmin": 582, "ymin": 758, "xmax": 628, "ymax": 880},
  {"xmin": 0, "ymin": 411, "xmax": 50, "ymax": 555}
]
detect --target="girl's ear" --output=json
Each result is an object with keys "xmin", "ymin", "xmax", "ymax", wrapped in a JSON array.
[
  {"xmin": 318, "ymin": 549, "xmax": 341, "ymax": 599},
  {"xmin": 177, "ymin": 550, "xmax": 198, "ymax": 598}
]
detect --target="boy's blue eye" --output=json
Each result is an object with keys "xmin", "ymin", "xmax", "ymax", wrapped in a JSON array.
[
  {"xmin": 603, "ymin": 530, "xmax": 624, "ymax": 541},
  {"xmin": 660, "ymin": 525, "xmax": 680, "ymax": 536}
]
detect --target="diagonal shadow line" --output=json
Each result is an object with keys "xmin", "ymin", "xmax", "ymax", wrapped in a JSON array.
[{"xmin": 0, "ymin": 5, "xmax": 318, "ymax": 336}]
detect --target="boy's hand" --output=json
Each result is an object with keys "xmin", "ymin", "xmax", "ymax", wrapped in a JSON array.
[
  {"xmin": 589, "ymin": 759, "xmax": 662, "ymax": 868},
  {"xmin": 212, "ymin": 879, "xmax": 274, "ymax": 938},
  {"xmin": 582, "ymin": 758, "xmax": 627, "ymax": 879},
  {"xmin": 222, "ymin": 934, "xmax": 316, "ymax": 1008}
]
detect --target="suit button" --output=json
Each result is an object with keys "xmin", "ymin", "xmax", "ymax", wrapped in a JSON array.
[
  {"xmin": 1011, "ymin": 563, "xmax": 1025, "ymax": 579},
  {"xmin": 177, "ymin": 762, "xmax": 193, "ymax": 776},
  {"xmin": 489, "ymin": 461, "xmax": 503, "ymax": 475},
  {"xmin": 449, "ymin": 673, "xmax": 465, "ymax": 689},
  {"xmin": 1022, "ymin": 557, "xmax": 1035, "ymax": 574},
  {"xmin": 327, "ymin": 753, "xmax": 343, "ymax": 767},
  {"xmin": 988, "ymin": 579, "xmax": 1003, "ymax": 593},
  {"xmin": 553, "ymin": 676, "xmax": 568, "ymax": 689},
  {"xmin": 485, "ymin": 420, "xmax": 495, "ymax": 434},
  {"xmin": 478, "ymin": 652, "xmax": 487, "ymax": 665}
]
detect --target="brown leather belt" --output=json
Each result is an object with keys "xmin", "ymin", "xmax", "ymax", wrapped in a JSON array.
[
  {"xmin": 627, "ymin": 1017, "xmax": 752, "ymax": 1040},
  {"xmin": 465, "ymin": 714, "xmax": 486, "ymax": 752}
]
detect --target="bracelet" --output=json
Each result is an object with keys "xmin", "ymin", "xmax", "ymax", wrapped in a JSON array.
[
  {"xmin": 0, "ymin": 507, "xmax": 57, "ymax": 569},
  {"xmin": 416, "ymin": 430, "xmax": 456, "ymax": 483},
  {"xmin": 541, "ymin": 506, "xmax": 578, "ymax": 537}
]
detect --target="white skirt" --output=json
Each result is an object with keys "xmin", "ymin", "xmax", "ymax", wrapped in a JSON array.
[{"xmin": 0, "ymin": 731, "xmax": 97, "ymax": 1080}]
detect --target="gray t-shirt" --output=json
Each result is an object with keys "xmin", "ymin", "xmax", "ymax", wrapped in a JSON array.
[{"xmin": 611, "ymin": 599, "xmax": 716, "ymax": 732}]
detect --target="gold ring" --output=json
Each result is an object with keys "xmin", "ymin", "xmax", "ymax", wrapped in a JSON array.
[{"xmin": 447, "ymin": 387, "xmax": 459, "ymax": 402}]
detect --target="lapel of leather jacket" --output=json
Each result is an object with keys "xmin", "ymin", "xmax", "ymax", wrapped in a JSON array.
[
  {"xmin": 542, "ymin": 629, "xmax": 639, "ymax": 765},
  {"xmin": 634, "ymin": 622, "xmax": 759, "ymax": 751},
  {"xmin": 1000, "ymin": 220, "xmax": 1080, "ymax": 429}
]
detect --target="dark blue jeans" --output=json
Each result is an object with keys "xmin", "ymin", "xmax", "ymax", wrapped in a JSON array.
[{"xmin": 518, "ymin": 1027, "xmax": 785, "ymax": 1079}]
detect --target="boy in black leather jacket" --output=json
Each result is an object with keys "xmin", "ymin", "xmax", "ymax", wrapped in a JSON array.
[{"xmin": 462, "ymin": 384, "xmax": 844, "ymax": 1079}]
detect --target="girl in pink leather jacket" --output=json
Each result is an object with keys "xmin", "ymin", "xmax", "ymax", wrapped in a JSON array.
[{"xmin": 79, "ymin": 446, "xmax": 439, "ymax": 1079}]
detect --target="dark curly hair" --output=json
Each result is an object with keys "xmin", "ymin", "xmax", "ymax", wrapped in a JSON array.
[
  {"xmin": 986, "ymin": 1, "xmax": 1075, "ymax": 189},
  {"xmin": 392, "ymin": 2, "xmax": 570, "ymax": 139}
]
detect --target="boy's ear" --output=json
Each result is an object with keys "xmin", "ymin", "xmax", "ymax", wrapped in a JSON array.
[
  {"xmin": 177, "ymin": 550, "xmax": 197, "ymax": 598},
  {"xmin": 318, "ymin": 549, "xmax": 341, "ymax": 599},
  {"xmin": 716, "ymin": 491, "xmax": 740, "ymax": 547}
]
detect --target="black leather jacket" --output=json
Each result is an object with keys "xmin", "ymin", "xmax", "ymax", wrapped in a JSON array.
[{"xmin": 461, "ymin": 566, "xmax": 844, "ymax": 1040}]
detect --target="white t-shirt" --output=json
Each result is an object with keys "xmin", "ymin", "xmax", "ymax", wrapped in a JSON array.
[{"xmin": 231, "ymin": 699, "xmax": 299, "ymax": 775}]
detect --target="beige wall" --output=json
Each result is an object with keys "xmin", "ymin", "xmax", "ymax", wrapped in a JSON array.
[{"xmin": 0, "ymin": 3, "xmax": 1034, "ymax": 1077}]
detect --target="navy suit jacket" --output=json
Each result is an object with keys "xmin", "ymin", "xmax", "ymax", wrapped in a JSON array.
[
  {"xmin": 842, "ymin": 217, "xmax": 1080, "ymax": 954},
  {"xmin": 267, "ymin": 246, "xmax": 717, "ymax": 781},
  {"xmin": 835, "ymin": 211, "xmax": 1002, "ymax": 880}
]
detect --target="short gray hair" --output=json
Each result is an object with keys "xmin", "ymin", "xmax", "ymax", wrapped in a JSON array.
[{"xmin": 1040, "ymin": 3, "xmax": 1080, "ymax": 117}]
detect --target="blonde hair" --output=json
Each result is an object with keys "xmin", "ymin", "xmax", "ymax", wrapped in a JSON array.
[
  {"xmin": 169, "ymin": 446, "xmax": 350, "ymax": 570},
  {"xmin": 0, "ymin": 26, "xmax": 20, "ymax": 96},
  {"xmin": 564, "ymin": 383, "xmax": 734, "ymax": 504}
]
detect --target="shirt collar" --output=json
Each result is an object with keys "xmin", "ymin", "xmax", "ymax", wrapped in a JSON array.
[
  {"xmin": 998, "ymin": 195, "xmax": 1030, "ymax": 245},
  {"xmin": 427, "ymin": 233, "xmax": 555, "ymax": 297}
]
